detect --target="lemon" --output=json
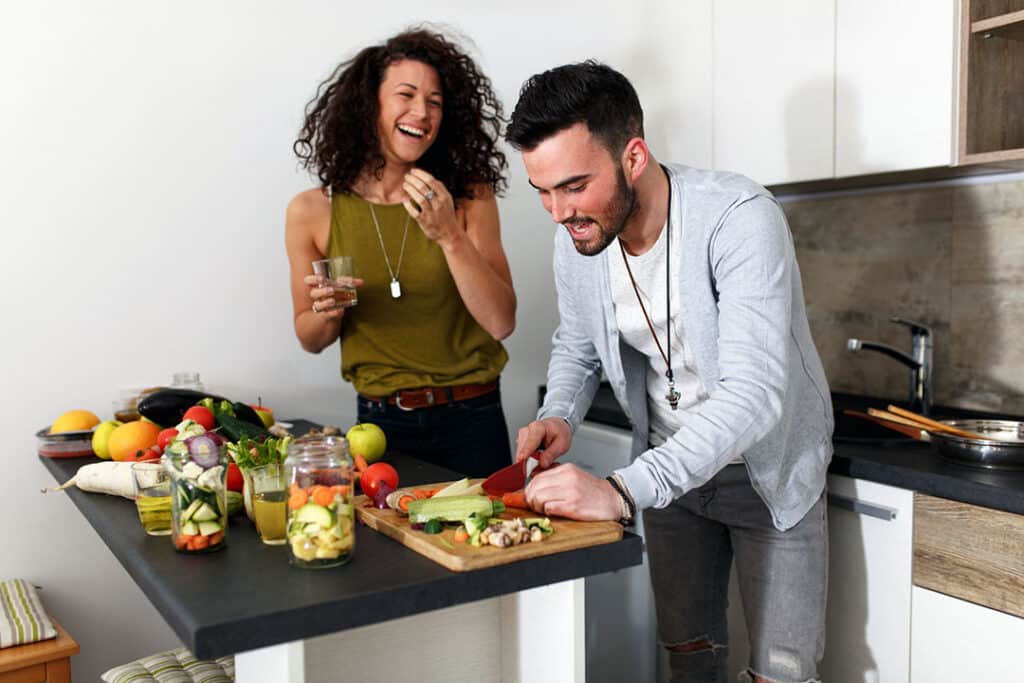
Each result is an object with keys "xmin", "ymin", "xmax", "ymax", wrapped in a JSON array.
[
  {"xmin": 91, "ymin": 419, "xmax": 123, "ymax": 459},
  {"xmin": 51, "ymin": 409, "xmax": 101, "ymax": 434}
]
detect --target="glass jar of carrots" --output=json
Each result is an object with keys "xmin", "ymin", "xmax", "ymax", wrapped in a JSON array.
[{"xmin": 283, "ymin": 436, "xmax": 355, "ymax": 568}]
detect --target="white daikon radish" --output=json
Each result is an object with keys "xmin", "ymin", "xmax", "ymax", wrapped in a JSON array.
[{"xmin": 41, "ymin": 461, "xmax": 137, "ymax": 499}]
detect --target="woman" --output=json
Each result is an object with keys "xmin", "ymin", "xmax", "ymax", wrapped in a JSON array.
[{"xmin": 286, "ymin": 28, "xmax": 516, "ymax": 477}]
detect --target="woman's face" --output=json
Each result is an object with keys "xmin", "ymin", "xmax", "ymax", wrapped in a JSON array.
[{"xmin": 376, "ymin": 59, "xmax": 442, "ymax": 166}]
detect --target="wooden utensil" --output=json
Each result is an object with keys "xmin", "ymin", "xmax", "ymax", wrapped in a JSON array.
[
  {"xmin": 841, "ymin": 409, "xmax": 927, "ymax": 440},
  {"xmin": 885, "ymin": 405, "xmax": 989, "ymax": 440}
]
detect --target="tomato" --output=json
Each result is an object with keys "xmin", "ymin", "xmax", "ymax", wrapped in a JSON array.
[
  {"xmin": 157, "ymin": 428, "xmax": 179, "ymax": 451},
  {"xmin": 182, "ymin": 405, "xmax": 215, "ymax": 431},
  {"xmin": 360, "ymin": 462, "xmax": 399, "ymax": 498},
  {"xmin": 225, "ymin": 462, "xmax": 243, "ymax": 493}
]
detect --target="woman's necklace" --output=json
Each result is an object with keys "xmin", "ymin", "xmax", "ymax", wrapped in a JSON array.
[
  {"xmin": 618, "ymin": 169, "xmax": 680, "ymax": 410},
  {"xmin": 368, "ymin": 203, "xmax": 410, "ymax": 299}
]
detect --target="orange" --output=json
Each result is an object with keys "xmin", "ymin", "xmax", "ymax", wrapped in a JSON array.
[
  {"xmin": 51, "ymin": 409, "xmax": 100, "ymax": 433},
  {"xmin": 107, "ymin": 420, "xmax": 161, "ymax": 461}
]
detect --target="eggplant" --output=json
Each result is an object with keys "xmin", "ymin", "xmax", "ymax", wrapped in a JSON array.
[{"xmin": 137, "ymin": 388, "xmax": 266, "ymax": 429}]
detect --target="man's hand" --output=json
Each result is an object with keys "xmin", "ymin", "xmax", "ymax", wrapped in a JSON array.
[
  {"xmin": 525, "ymin": 463, "xmax": 622, "ymax": 521},
  {"xmin": 515, "ymin": 417, "xmax": 572, "ymax": 468}
]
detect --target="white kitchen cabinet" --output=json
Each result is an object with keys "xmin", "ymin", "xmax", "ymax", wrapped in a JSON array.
[
  {"xmin": 910, "ymin": 586, "xmax": 1024, "ymax": 682},
  {"xmin": 820, "ymin": 475, "xmax": 914, "ymax": 683},
  {"xmin": 711, "ymin": 0, "xmax": 835, "ymax": 186},
  {"xmin": 834, "ymin": 0, "xmax": 959, "ymax": 177}
]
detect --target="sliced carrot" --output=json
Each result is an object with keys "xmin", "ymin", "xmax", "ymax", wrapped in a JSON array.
[
  {"xmin": 397, "ymin": 494, "xmax": 416, "ymax": 512},
  {"xmin": 413, "ymin": 489, "xmax": 433, "ymax": 500},
  {"xmin": 353, "ymin": 454, "xmax": 369, "ymax": 472},
  {"xmin": 289, "ymin": 482, "xmax": 302, "ymax": 496},
  {"xmin": 174, "ymin": 534, "xmax": 191, "ymax": 550},
  {"xmin": 192, "ymin": 535, "xmax": 210, "ymax": 550},
  {"xmin": 502, "ymin": 491, "xmax": 529, "ymax": 510},
  {"xmin": 330, "ymin": 484, "xmax": 350, "ymax": 497},
  {"xmin": 209, "ymin": 531, "xmax": 224, "ymax": 546},
  {"xmin": 288, "ymin": 489, "xmax": 308, "ymax": 510},
  {"xmin": 453, "ymin": 527, "xmax": 469, "ymax": 543},
  {"xmin": 313, "ymin": 487, "xmax": 334, "ymax": 506}
]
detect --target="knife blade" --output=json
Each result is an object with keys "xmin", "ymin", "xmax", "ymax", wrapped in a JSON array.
[{"xmin": 481, "ymin": 452, "xmax": 540, "ymax": 496}]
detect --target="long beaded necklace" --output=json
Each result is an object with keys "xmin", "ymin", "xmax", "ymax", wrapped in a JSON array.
[{"xmin": 617, "ymin": 168, "xmax": 680, "ymax": 410}]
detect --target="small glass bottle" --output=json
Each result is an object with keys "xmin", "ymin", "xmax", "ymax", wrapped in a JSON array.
[
  {"xmin": 171, "ymin": 372, "xmax": 204, "ymax": 392},
  {"xmin": 284, "ymin": 436, "xmax": 355, "ymax": 568}
]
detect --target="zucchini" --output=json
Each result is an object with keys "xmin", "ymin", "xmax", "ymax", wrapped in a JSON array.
[
  {"xmin": 407, "ymin": 495, "xmax": 505, "ymax": 524},
  {"xmin": 217, "ymin": 413, "xmax": 270, "ymax": 442}
]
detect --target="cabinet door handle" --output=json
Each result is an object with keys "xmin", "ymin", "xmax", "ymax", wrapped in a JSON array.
[{"xmin": 827, "ymin": 493, "xmax": 897, "ymax": 521}]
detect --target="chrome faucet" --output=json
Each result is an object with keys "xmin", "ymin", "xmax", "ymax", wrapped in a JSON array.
[{"xmin": 847, "ymin": 317, "xmax": 933, "ymax": 415}]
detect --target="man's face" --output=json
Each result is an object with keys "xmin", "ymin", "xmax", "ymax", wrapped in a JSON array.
[{"xmin": 522, "ymin": 123, "xmax": 636, "ymax": 256}]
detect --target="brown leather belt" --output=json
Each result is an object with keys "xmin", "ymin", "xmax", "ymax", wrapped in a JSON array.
[{"xmin": 366, "ymin": 380, "xmax": 498, "ymax": 411}]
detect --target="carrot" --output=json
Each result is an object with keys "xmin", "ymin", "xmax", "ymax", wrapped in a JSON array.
[
  {"xmin": 330, "ymin": 484, "xmax": 350, "ymax": 497},
  {"xmin": 397, "ymin": 494, "xmax": 416, "ymax": 512},
  {"xmin": 290, "ymin": 483, "xmax": 301, "ymax": 496},
  {"xmin": 174, "ymin": 534, "xmax": 191, "ymax": 550},
  {"xmin": 413, "ymin": 489, "xmax": 433, "ymax": 500},
  {"xmin": 502, "ymin": 491, "xmax": 529, "ymax": 510},
  {"xmin": 192, "ymin": 535, "xmax": 210, "ymax": 550},
  {"xmin": 313, "ymin": 487, "xmax": 334, "ymax": 506},
  {"xmin": 288, "ymin": 489, "xmax": 308, "ymax": 510},
  {"xmin": 353, "ymin": 454, "xmax": 369, "ymax": 472},
  {"xmin": 209, "ymin": 531, "xmax": 224, "ymax": 546},
  {"xmin": 453, "ymin": 527, "xmax": 469, "ymax": 543}
]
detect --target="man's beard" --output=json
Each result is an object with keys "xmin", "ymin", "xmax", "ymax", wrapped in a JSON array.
[{"xmin": 566, "ymin": 167, "xmax": 638, "ymax": 256}]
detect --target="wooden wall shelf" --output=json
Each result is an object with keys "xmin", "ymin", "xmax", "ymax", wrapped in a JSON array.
[{"xmin": 958, "ymin": 0, "xmax": 1024, "ymax": 163}]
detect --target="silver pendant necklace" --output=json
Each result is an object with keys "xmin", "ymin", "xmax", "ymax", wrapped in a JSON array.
[
  {"xmin": 368, "ymin": 203, "xmax": 410, "ymax": 298},
  {"xmin": 618, "ymin": 166, "xmax": 680, "ymax": 410}
]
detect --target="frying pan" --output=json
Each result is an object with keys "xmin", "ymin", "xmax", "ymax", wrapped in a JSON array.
[{"xmin": 930, "ymin": 419, "xmax": 1024, "ymax": 470}]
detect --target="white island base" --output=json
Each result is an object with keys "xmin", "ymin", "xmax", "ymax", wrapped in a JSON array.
[{"xmin": 235, "ymin": 579, "xmax": 585, "ymax": 683}]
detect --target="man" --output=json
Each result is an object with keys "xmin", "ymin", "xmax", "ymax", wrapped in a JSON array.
[{"xmin": 506, "ymin": 61, "xmax": 833, "ymax": 683}]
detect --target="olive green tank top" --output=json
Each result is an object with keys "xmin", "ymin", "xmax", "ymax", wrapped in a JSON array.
[{"xmin": 328, "ymin": 192, "xmax": 509, "ymax": 396}]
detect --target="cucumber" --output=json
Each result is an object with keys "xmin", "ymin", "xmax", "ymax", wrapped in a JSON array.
[
  {"xmin": 197, "ymin": 520, "xmax": 222, "ymax": 536},
  {"xmin": 183, "ymin": 499, "xmax": 203, "ymax": 522},
  {"xmin": 407, "ymin": 495, "xmax": 505, "ymax": 524},
  {"xmin": 191, "ymin": 502, "xmax": 219, "ymax": 522},
  {"xmin": 217, "ymin": 413, "xmax": 270, "ymax": 442},
  {"xmin": 181, "ymin": 521, "xmax": 198, "ymax": 535},
  {"xmin": 294, "ymin": 503, "xmax": 333, "ymax": 528}
]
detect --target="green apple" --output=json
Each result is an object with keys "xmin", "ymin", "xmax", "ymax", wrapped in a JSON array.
[
  {"xmin": 91, "ymin": 419, "xmax": 123, "ymax": 459},
  {"xmin": 248, "ymin": 404, "xmax": 275, "ymax": 428},
  {"xmin": 346, "ymin": 422, "xmax": 387, "ymax": 463}
]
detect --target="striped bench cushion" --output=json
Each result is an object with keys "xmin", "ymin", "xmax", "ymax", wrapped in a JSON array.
[
  {"xmin": 0, "ymin": 578, "xmax": 57, "ymax": 648},
  {"xmin": 101, "ymin": 647, "xmax": 234, "ymax": 683}
]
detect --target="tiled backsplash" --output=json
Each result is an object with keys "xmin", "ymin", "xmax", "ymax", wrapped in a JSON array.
[{"xmin": 783, "ymin": 177, "xmax": 1024, "ymax": 415}]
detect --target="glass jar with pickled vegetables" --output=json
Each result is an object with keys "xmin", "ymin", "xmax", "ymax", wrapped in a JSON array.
[
  {"xmin": 283, "ymin": 435, "xmax": 355, "ymax": 568},
  {"xmin": 163, "ymin": 432, "xmax": 228, "ymax": 554}
]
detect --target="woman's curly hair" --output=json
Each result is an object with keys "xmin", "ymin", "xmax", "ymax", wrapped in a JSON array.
[{"xmin": 293, "ymin": 27, "xmax": 507, "ymax": 200}]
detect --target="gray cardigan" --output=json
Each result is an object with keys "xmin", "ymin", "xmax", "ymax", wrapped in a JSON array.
[{"xmin": 537, "ymin": 163, "xmax": 834, "ymax": 531}]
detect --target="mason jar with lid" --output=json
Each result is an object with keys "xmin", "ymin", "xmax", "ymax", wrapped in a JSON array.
[{"xmin": 284, "ymin": 435, "xmax": 355, "ymax": 568}]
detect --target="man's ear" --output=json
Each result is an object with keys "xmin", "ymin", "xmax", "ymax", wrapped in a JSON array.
[{"xmin": 621, "ymin": 137, "xmax": 649, "ymax": 183}]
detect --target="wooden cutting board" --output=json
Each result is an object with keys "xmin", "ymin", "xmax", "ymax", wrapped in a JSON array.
[{"xmin": 354, "ymin": 482, "xmax": 623, "ymax": 572}]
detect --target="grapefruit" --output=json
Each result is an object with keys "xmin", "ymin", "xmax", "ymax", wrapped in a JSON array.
[
  {"xmin": 51, "ymin": 409, "xmax": 100, "ymax": 434},
  {"xmin": 108, "ymin": 420, "xmax": 161, "ymax": 461}
]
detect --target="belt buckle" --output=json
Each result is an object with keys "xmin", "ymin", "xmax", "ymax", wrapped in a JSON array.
[{"xmin": 395, "ymin": 391, "xmax": 416, "ymax": 412}]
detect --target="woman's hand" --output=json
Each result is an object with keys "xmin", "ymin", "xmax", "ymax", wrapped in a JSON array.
[
  {"xmin": 402, "ymin": 168, "xmax": 462, "ymax": 248},
  {"xmin": 303, "ymin": 274, "xmax": 364, "ymax": 318}
]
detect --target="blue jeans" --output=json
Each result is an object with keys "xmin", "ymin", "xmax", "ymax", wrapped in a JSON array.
[
  {"xmin": 643, "ymin": 464, "xmax": 827, "ymax": 683},
  {"xmin": 356, "ymin": 385, "xmax": 512, "ymax": 478}
]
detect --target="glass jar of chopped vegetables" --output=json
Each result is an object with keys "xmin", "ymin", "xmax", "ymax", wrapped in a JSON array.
[
  {"xmin": 163, "ymin": 433, "xmax": 228, "ymax": 554},
  {"xmin": 283, "ymin": 436, "xmax": 355, "ymax": 568}
]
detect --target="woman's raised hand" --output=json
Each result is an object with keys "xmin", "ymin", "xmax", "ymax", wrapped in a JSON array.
[{"xmin": 403, "ymin": 168, "xmax": 462, "ymax": 247}]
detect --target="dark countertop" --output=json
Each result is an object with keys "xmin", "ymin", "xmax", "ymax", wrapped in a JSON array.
[
  {"xmin": 562, "ymin": 383, "xmax": 1024, "ymax": 516},
  {"xmin": 39, "ymin": 422, "xmax": 642, "ymax": 659}
]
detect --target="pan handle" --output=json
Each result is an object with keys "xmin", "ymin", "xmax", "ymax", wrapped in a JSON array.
[{"xmin": 827, "ymin": 492, "xmax": 898, "ymax": 521}]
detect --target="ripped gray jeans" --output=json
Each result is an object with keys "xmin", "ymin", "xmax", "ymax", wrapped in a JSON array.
[{"xmin": 643, "ymin": 464, "xmax": 827, "ymax": 683}]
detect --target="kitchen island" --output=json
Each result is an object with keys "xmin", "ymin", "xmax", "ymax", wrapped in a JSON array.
[{"xmin": 39, "ymin": 426, "xmax": 642, "ymax": 682}]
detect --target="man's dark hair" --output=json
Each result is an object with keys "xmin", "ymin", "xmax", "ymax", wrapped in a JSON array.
[
  {"xmin": 506, "ymin": 61, "xmax": 644, "ymax": 155},
  {"xmin": 293, "ymin": 27, "xmax": 507, "ymax": 199}
]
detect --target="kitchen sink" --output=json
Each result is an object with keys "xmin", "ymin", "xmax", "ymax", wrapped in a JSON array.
[{"xmin": 830, "ymin": 392, "xmax": 1022, "ymax": 447}]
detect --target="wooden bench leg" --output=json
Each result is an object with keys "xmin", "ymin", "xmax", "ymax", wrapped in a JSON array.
[{"xmin": 45, "ymin": 657, "xmax": 70, "ymax": 683}]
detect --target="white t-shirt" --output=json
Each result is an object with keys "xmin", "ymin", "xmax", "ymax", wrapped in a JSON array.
[{"xmin": 608, "ymin": 217, "xmax": 709, "ymax": 448}]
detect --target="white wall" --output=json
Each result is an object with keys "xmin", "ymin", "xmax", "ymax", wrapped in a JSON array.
[{"xmin": 0, "ymin": 1, "xmax": 700, "ymax": 678}]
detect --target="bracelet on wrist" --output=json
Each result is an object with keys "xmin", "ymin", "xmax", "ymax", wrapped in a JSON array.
[{"xmin": 605, "ymin": 474, "xmax": 636, "ymax": 526}]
